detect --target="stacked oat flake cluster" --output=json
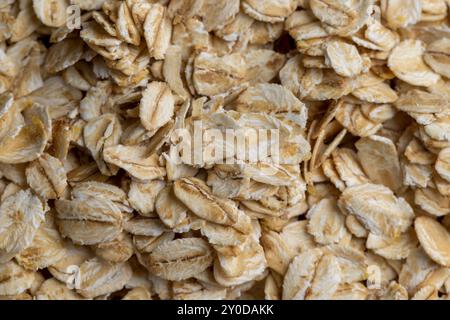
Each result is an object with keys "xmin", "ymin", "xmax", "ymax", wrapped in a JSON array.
[{"xmin": 0, "ymin": 0, "xmax": 449, "ymax": 300}]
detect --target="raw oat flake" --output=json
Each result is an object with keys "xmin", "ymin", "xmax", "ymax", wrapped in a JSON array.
[{"xmin": 0, "ymin": 0, "xmax": 449, "ymax": 300}]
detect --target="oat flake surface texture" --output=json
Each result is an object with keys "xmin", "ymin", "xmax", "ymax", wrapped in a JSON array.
[{"xmin": 0, "ymin": 0, "xmax": 449, "ymax": 301}]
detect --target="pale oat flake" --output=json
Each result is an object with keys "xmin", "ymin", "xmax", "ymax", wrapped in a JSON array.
[{"xmin": 0, "ymin": 0, "xmax": 448, "ymax": 301}]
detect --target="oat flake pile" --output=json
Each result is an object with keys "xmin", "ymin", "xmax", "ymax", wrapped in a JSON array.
[{"xmin": 0, "ymin": 0, "xmax": 449, "ymax": 300}]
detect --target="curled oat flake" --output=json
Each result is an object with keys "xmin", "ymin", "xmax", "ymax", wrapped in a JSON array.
[
  {"xmin": 35, "ymin": 278, "xmax": 83, "ymax": 300},
  {"xmin": 26, "ymin": 153, "xmax": 67, "ymax": 200},
  {"xmin": 0, "ymin": 260, "xmax": 36, "ymax": 296},
  {"xmin": 306, "ymin": 198, "xmax": 348, "ymax": 245},
  {"xmin": 76, "ymin": 257, "xmax": 132, "ymax": 298},
  {"xmin": 33, "ymin": 0, "xmax": 69, "ymax": 28},
  {"xmin": 54, "ymin": 188, "xmax": 124, "ymax": 246},
  {"xmin": 139, "ymin": 81, "xmax": 175, "ymax": 132},
  {"xmin": 388, "ymin": 40, "xmax": 440, "ymax": 87},
  {"xmin": 356, "ymin": 135, "xmax": 402, "ymax": 192},
  {"xmin": 414, "ymin": 216, "xmax": 450, "ymax": 267},
  {"xmin": 338, "ymin": 184, "xmax": 414, "ymax": 237},
  {"xmin": 282, "ymin": 248, "xmax": 341, "ymax": 300},
  {"xmin": 145, "ymin": 238, "xmax": 214, "ymax": 281},
  {"xmin": 0, "ymin": 0, "xmax": 448, "ymax": 301},
  {"xmin": 174, "ymin": 177, "xmax": 252, "ymax": 235},
  {"xmin": 16, "ymin": 212, "xmax": 66, "ymax": 271},
  {"xmin": 0, "ymin": 189, "xmax": 47, "ymax": 263}
]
